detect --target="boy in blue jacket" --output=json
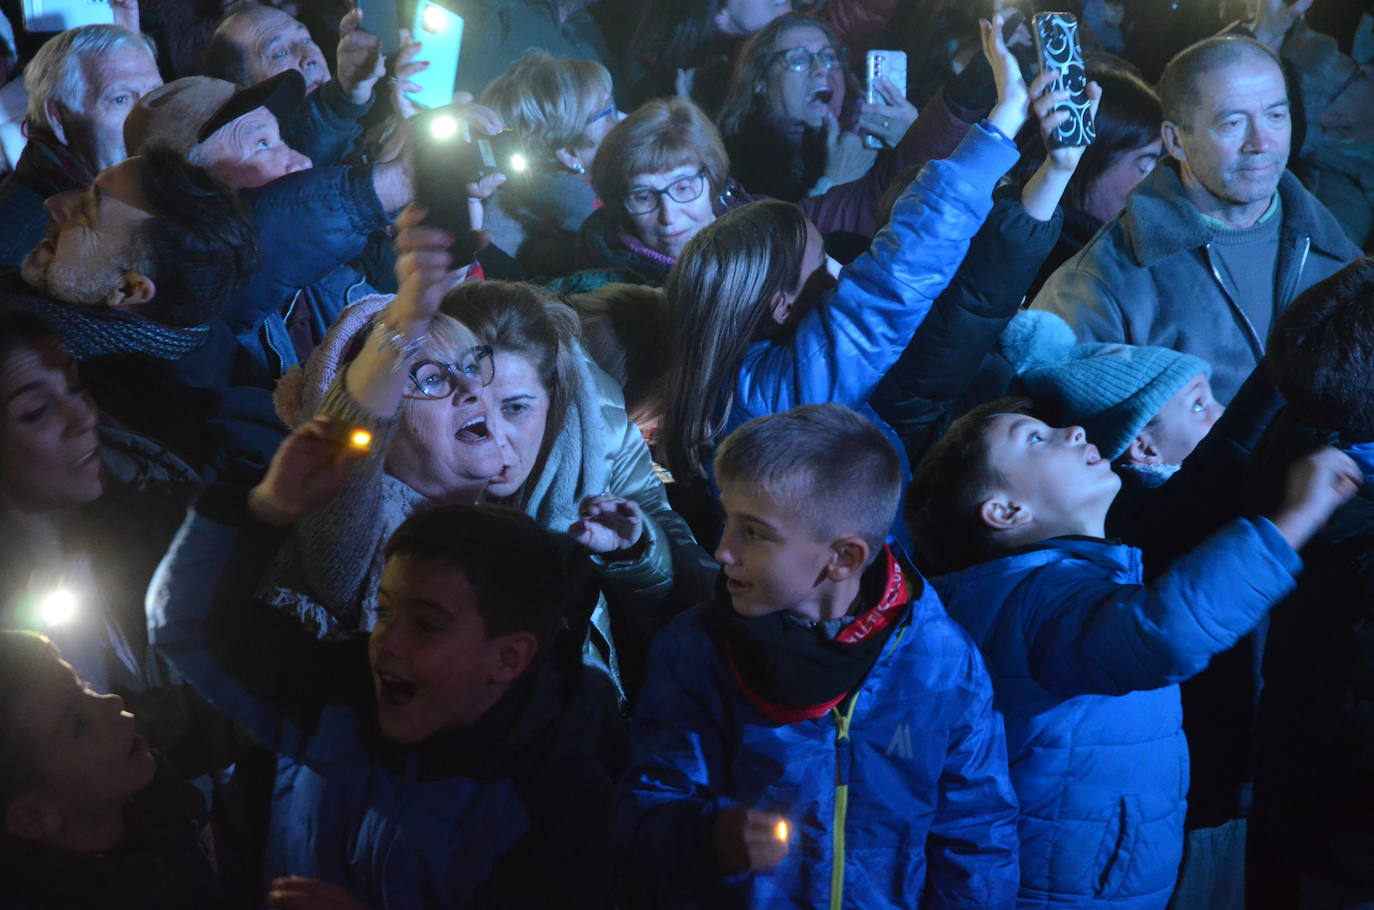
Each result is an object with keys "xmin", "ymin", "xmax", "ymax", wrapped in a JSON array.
[
  {"xmin": 148, "ymin": 421, "xmax": 621, "ymax": 909},
  {"xmin": 909, "ymin": 398, "xmax": 1361, "ymax": 910},
  {"xmin": 619, "ymin": 403, "xmax": 1020, "ymax": 909}
]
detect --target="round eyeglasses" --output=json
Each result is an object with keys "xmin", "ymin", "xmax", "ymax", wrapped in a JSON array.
[
  {"xmin": 404, "ymin": 346, "xmax": 495, "ymax": 400},
  {"xmin": 772, "ymin": 45, "xmax": 846, "ymax": 73},
  {"xmin": 622, "ymin": 170, "xmax": 708, "ymax": 215}
]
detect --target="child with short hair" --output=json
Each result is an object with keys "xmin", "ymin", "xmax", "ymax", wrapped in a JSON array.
[
  {"xmin": 0, "ymin": 631, "xmax": 226, "ymax": 910},
  {"xmin": 909, "ymin": 397, "xmax": 1361, "ymax": 908},
  {"xmin": 148, "ymin": 418, "xmax": 620, "ymax": 909},
  {"xmin": 619, "ymin": 403, "xmax": 1020, "ymax": 909}
]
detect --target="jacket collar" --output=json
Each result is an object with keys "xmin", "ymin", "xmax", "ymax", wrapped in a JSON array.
[
  {"xmin": 948, "ymin": 535, "xmax": 1139, "ymax": 581},
  {"xmin": 1121, "ymin": 159, "xmax": 1354, "ymax": 268}
]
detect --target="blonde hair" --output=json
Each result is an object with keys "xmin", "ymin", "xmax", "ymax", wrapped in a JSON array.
[
  {"xmin": 480, "ymin": 52, "xmax": 613, "ymax": 166},
  {"xmin": 590, "ymin": 98, "xmax": 728, "ymax": 212}
]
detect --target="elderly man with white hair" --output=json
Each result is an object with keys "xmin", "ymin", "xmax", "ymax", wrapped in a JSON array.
[{"xmin": 0, "ymin": 24, "xmax": 161, "ymax": 267}]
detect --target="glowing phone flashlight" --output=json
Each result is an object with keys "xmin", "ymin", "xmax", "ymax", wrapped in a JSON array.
[
  {"xmin": 508, "ymin": 152, "xmax": 528, "ymax": 173},
  {"xmin": 349, "ymin": 429, "xmax": 373, "ymax": 452},
  {"xmin": 421, "ymin": 4, "xmax": 448, "ymax": 33},
  {"xmin": 430, "ymin": 114, "xmax": 459, "ymax": 141},
  {"xmin": 38, "ymin": 588, "xmax": 78, "ymax": 627},
  {"xmin": 775, "ymin": 819, "xmax": 790, "ymax": 843}
]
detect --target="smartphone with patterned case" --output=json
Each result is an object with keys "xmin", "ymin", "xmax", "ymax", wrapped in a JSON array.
[
  {"xmin": 1032, "ymin": 11, "xmax": 1095, "ymax": 148},
  {"xmin": 864, "ymin": 50, "xmax": 908, "ymax": 150}
]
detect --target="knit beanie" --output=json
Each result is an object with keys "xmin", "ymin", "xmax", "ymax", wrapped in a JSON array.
[
  {"xmin": 273, "ymin": 294, "xmax": 393, "ymax": 428},
  {"xmin": 999, "ymin": 311, "xmax": 1211, "ymax": 462}
]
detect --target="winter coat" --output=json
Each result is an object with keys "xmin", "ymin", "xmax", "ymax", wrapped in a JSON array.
[
  {"xmin": 619, "ymin": 555, "xmax": 1021, "ymax": 909},
  {"xmin": 1246, "ymin": 410, "xmax": 1374, "ymax": 904},
  {"xmin": 227, "ymin": 165, "xmax": 389, "ymax": 389},
  {"xmin": 148, "ymin": 489, "xmax": 620, "ymax": 910},
  {"xmin": 1030, "ymin": 160, "xmax": 1361, "ymax": 404},
  {"xmin": 452, "ymin": 0, "xmax": 612, "ymax": 98},
  {"xmin": 0, "ymin": 131, "xmax": 91, "ymax": 269},
  {"xmin": 282, "ymin": 80, "xmax": 372, "ymax": 168},
  {"xmin": 708, "ymin": 122, "xmax": 1017, "ymax": 536},
  {"xmin": 932, "ymin": 523, "xmax": 1302, "ymax": 909},
  {"xmin": 484, "ymin": 170, "xmax": 599, "ymax": 278}
]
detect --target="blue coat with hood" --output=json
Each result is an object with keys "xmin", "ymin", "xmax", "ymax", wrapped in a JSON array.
[
  {"xmin": 932, "ymin": 520, "xmax": 1302, "ymax": 909},
  {"xmin": 619, "ymin": 553, "xmax": 1021, "ymax": 909}
]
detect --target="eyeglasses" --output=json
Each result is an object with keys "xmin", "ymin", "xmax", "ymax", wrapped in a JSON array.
[
  {"xmin": 587, "ymin": 103, "xmax": 618, "ymax": 124},
  {"xmin": 622, "ymin": 170, "xmax": 708, "ymax": 215},
  {"xmin": 771, "ymin": 45, "xmax": 846, "ymax": 73},
  {"xmin": 404, "ymin": 346, "xmax": 495, "ymax": 400}
]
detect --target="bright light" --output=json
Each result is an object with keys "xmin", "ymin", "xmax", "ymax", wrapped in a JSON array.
[
  {"xmin": 349, "ymin": 429, "xmax": 373, "ymax": 451},
  {"xmin": 775, "ymin": 819, "xmax": 790, "ymax": 843},
  {"xmin": 422, "ymin": 5, "xmax": 447, "ymax": 33},
  {"xmin": 508, "ymin": 153, "xmax": 528, "ymax": 173},
  {"xmin": 430, "ymin": 115, "xmax": 458, "ymax": 140},
  {"xmin": 38, "ymin": 589, "xmax": 78, "ymax": 627}
]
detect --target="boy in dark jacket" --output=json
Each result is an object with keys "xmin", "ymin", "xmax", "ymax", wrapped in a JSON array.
[
  {"xmin": 1246, "ymin": 259, "xmax": 1374, "ymax": 908},
  {"xmin": 0, "ymin": 631, "xmax": 227, "ymax": 910},
  {"xmin": 148, "ymin": 421, "xmax": 620, "ymax": 909},
  {"xmin": 619, "ymin": 403, "xmax": 1021, "ymax": 909},
  {"xmin": 911, "ymin": 397, "xmax": 1359, "ymax": 909}
]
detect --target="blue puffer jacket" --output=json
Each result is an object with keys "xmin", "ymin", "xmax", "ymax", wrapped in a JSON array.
[
  {"xmin": 619, "ymin": 555, "xmax": 1021, "ymax": 909},
  {"xmin": 149, "ymin": 491, "xmax": 618, "ymax": 909},
  {"xmin": 932, "ymin": 521, "xmax": 1302, "ymax": 909}
]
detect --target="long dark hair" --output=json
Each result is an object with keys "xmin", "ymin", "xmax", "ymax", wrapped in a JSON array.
[{"xmin": 661, "ymin": 200, "xmax": 809, "ymax": 481}]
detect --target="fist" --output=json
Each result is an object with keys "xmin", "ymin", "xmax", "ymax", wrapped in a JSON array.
[{"xmin": 713, "ymin": 807, "xmax": 790, "ymax": 875}]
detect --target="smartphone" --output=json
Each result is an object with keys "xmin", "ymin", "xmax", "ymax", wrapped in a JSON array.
[
  {"xmin": 412, "ymin": 105, "xmax": 529, "ymax": 263},
  {"xmin": 356, "ymin": 0, "xmax": 400, "ymax": 56},
  {"xmin": 1032, "ymin": 11, "xmax": 1095, "ymax": 148},
  {"xmin": 864, "ymin": 50, "xmax": 908, "ymax": 150},
  {"xmin": 22, "ymin": 0, "xmax": 114, "ymax": 33},
  {"xmin": 408, "ymin": 0, "xmax": 463, "ymax": 110}
]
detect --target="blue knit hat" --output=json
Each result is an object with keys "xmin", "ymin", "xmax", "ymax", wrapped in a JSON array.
[{"xmin": 1000, "ymin": 311, "xmax": 1212, "ymax": 461}]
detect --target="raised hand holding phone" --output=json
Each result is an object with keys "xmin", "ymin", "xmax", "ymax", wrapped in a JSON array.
[{"xmin": 1032, "ymin": 12, "xmax": 1095, "ymax": 148}]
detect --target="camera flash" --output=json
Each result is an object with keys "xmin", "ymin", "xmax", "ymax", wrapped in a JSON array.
[
  {"xmin": 38, "ymin": 589, "xmax": 78, "ymax": 627},
  {"xmin": 422, "ymin": 5, "xmax": 447, "ymax": 33},
  {"xmin": 430, "ymin": 115, "xmax": 458, "ymax": 140},
  {"xmin": 775, "ymin": 819, "xmax": 790, "ymax": 843},
  {"xmin": 349, "ymin": 429, "xmax": 373, "ymax": 451},
  {"xmin": 508, "ymin": 153, "xmax": 528, "ymax": 173}
]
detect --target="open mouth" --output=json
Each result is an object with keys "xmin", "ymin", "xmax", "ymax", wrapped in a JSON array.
[
  {"xmin": 376, "ymin": 671, "xmax": 418, "ymax": 707},
  {"xmin": 808, "ymin": 87, "xmax": 834, "ymax": 105},
  {"xmin": 725, "ymin": 576, "xmax": 750, "ymax": 593},
  {"xmin": 1085, "ymin": 445, "xmax": 1102, "ymax": 465},
  {"xmin": 455, "ymin": 415, "xmax": 490, "ymax": 444}
]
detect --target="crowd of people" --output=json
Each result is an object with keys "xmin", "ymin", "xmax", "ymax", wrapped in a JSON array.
[{"xmin": 0, "ymin": 0, "xmax": 1371, "ymax": 907}]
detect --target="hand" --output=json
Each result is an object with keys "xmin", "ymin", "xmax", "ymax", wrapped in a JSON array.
[
  {"xmin": 267, "ymin": 876, "xmax": 369, "ymax": 910},
  {"xmin": 982, "ymin": 13, "xmax": 1032, "ymax": 138},
  {"xmin": 857, "ymin": 76, "xmax": 918, "ymax": 148},
  {"xmin": 569, "ymin": 494, "xmax": 647, "ymax": 558},
  {"xmin": 109, "ymin": 0, "xmax": 139, "ymax": 32},
  {"xmin": 336, "ymin": 8, "xmax": 386, "ymax": 105},
  {"xmin": 821, "ymin": 114, "xmax": 878, "ymax": 187},
  {"xmin": 1270, "ymin": 446, "xmax": 1362, "ymax": 550},
  {"xmin": 1029, "ymin": 68, "xmax": 1103, "ymax": 172},
  {"xmin": 713, "ymin": 808, "xmax": 790, "ymax": 875},
  {"xmin": 248, "ymin": 418, "xmax": 371, "ymax": 527},
  {"xmin": 454, "ymin": 101, "xmax": 505, "ymax": 139},
  {"xmin": 389, "ymin": 29, "xmax": 428, "ymax": 121},
  {"xmin": 388, "ymin": 205, "xmax": 463, "ymax": 333},
  {"xmin": 1250, "ymin": 0, "xmax": 1314, "ymax": 49}
]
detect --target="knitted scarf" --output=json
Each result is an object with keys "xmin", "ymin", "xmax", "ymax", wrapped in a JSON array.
[
  {"xmin": 14, "ymin": 292, "xmax": 209, "ymax": 361},
  {"xmin": 615, "ymin": 232, "xmax": 676, "ymax": 271}
]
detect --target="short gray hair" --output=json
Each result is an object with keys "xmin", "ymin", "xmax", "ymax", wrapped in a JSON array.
[{"xmin": 24, "ymin": 25, "xmax": 156, "ymax": 133}]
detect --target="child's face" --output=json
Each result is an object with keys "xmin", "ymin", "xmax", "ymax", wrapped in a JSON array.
[
  {"xmin": 981, "ymin": 413, "xmax": 1121, "ymax": 530},
  {"xmin": 7, "ymin": 656, "xmax": 156, "ymax": 830},
  {"xmin": 369, "ymin": 555, "xmax": 514, "ymax": 744},
  {"xmin": 715, "ymin": 480, "xmax": 838, "ymax": 621},
  {"xmin": 1131, "ymin": 373, "xmax": 1223, "ymax": 467}
]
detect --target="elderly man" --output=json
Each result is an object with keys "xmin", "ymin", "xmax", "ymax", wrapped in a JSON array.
[
  {"xmin": 0, "ymin": 25, "xmax": 161, "ymax": 268},
  {"xmin": 204, "ymin": 4, "xmax": 386, "ymax": 166},
  {"xmin": 1031, "ymin": 35, "xmax": 1360, "ymax": 405},
  {"xmin": 124, "ymin": 69, "xmax": 413, "ymax": 388},
  {"xmin": 4, "ymin": 147, "xmax": 283, "ymax": 476}
]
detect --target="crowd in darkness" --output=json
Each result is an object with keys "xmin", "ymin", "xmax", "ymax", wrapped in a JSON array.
[{"xmin": 0, "ymin": 0, "xmax": 1373, "ymax": 907}]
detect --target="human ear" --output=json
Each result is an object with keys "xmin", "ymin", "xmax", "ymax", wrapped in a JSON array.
[
  {"xmin": 491, "ymin": 632, "xmax": 539, "ymax": 684},
  {"xmin": 978, "ymin": 495, "xmax": 1032, "ymax": 532},
  {"xmin": 44, "ymin": 100, "xmax": 69, "ymax": 147},
  {"xmin": 4, "ymin": 794, "xmax": 61, "ymax": 843},
  {"xmin": 553, "ymin": 147, "xmax": 584, "ymax": 175},
  {"xmin": 1160, "ymin": 121, "xmax": 1186, "ymax": 163},
  {"xmin": 1124, "ymin": 433, "xmax": 1162, "ymax": 466},
  {"xmin": 769, "ymin": 291, "xmax": 793, "ymax": 327},
  {"xmin": 103, "ymin": 272, "xmax": 157, "ymax": 310},
  {"xmin": 824, "ymin": 535, "xmax": 871, "ymax": 582}
]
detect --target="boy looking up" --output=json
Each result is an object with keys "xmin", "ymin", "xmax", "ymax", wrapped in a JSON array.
[
  {"xmin": 910, "ymin": 398, "xmax": 1360, "ymax": 909},
  {"xmin": 0, "ymin": 632, "xmax": 226, "ymax": 910},
  {"xmin": 619, "ymin": 403, "xmax": 1020, "ymax": 909}
]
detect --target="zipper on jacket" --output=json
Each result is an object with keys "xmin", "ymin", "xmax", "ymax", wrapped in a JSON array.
[
  {"xmin": 1279, "ymin": 235, "xmax": 1311, "ymax": 308},
  {"xmin": 1202, "ymin": 242, "xmax": 1265, "ymax": 358},
  {"xmin": 829, "ymin": 696, "xmax": 858, "ymax": 910}
]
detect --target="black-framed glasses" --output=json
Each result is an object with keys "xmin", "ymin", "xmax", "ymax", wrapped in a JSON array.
[
  {"xmin": 404, "ymin": 346, "xmax": 495, "ymax": 400},
  {"xmin": 771, "ymin": 45, "xmax": 846, "ymax": 73},
  {"xmin": 622, "ymin": 170, "xmax": 708, "ymax": 215}
]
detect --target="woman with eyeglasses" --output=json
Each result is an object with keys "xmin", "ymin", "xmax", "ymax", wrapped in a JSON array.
[
  {"xmin": 478, "ymin": 52, "xmax": 625, "ymax": 277},
  {"xmin": 268, "ymin": 208, "xmax": 705, "ymax": 699}
]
